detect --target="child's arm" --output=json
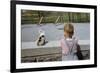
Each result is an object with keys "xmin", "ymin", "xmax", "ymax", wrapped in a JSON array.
[
  {"xmin": 76, "ymin": 44, "xmax": 84, "ymax": 60},
  {"xmin": 77, "ymin": 44, "xmax": 81, "ymax": 52},
  {"xmin": 60, "ymin": 39, "xmax": 69, "ymax": 55}
]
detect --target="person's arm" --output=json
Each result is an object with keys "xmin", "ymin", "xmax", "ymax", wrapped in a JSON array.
[
  {"xmin": 60, "ymin": 39, "xmax": 69, "ymax": 55},
  {"xmin": 77, "ymin": 44, "xmax": 81, "ymax": 52},
  {"xmin": 76, "ymin": 44, "xmax": 84, "ymax": 60}
]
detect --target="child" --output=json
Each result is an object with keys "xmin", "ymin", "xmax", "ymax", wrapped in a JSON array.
[{"xmin": 60, "ymin": 23, "xmax": 81, "ymax": 61}]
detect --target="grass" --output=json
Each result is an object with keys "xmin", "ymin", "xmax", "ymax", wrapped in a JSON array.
[{"xmin": 21, "ymin": 10, "xmax": 90, "ymax": 24}]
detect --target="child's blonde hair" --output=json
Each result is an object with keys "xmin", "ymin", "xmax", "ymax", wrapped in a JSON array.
[{"xmin": 64, "ymin": 23, "xmax": 74, "ymax": 37}]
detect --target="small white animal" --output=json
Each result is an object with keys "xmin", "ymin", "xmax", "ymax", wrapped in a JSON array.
[{"xmin": 37, "ymin": 30, "xmax": 47, "ymax": 46}]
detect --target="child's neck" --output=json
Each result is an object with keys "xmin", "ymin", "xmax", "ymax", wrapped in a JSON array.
[{"xmin": 64, "ymin": 35, "xmax": 72, "ymax": 39}]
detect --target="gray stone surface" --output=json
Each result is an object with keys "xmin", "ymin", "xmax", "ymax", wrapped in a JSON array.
[{"xmin": 21, "ymin": 23, "xmax": 90, "ymax": 42}]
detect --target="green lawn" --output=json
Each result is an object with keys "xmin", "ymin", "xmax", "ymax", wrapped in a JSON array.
[{"xmin": 21, "ymin": 10, "xmax": 90, "ymax": 24}]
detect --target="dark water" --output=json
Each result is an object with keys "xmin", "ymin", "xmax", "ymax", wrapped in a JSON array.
[{"xmin": 21, "ymin": 23, "xmax": 90, "ymax": 42}]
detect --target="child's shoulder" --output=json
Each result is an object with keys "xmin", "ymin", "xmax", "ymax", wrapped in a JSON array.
[
  {"xmin": 72, "ymin": 36, "xmax": 78, "ymax": 43},
  {"xmin": 60, "ymin": 36, "xmax": 65, "ymax": 43}
]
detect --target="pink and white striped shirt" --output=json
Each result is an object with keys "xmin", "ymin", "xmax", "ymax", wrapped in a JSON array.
[{"xmin": 60, "ymin": 37, "xmax": 78, "ymax": 55}]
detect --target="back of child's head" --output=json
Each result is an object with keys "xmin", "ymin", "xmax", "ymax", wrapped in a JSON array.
[{"xmin": 64, "ymin": 23, "xmax": 74, "ymax": 37}]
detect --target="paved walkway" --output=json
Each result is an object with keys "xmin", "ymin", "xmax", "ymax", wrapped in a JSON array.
[{"xmin": 22, "ymin": 40, "xmax": 90, "ymax": 50}]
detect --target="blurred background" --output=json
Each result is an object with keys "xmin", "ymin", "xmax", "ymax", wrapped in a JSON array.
[{"xmin": 21, "ymin": 10, "xmax": 90, "ymax": 24}]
